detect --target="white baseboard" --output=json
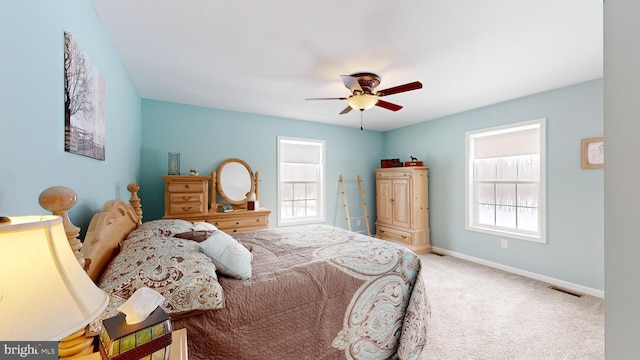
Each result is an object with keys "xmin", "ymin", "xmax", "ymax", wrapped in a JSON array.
[{"xmin": 430, "ymin": 246, "xmax": 604, "ymax": 298}]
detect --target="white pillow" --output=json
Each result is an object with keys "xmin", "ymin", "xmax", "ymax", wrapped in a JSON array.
[
  {"xmin": 193, "ymin": 221, "xmax": 217, "ymax": 231},
  {"xmin": 199, "ymin": 231, "xmax": 252, "ymax": 279}
]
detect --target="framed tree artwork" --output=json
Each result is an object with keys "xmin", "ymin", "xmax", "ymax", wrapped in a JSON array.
[
  {"xmin": 581, "ymin": 137, "xmax": 604, "ymax": 169},
  {"xmin": 64, "ymin": 32, "xmax": 105, "ymax": 160}
]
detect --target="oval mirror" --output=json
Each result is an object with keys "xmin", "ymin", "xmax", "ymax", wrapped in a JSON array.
[{"xmin": 216, "ymin": 158, "xmax": 254, "ymax": 205}]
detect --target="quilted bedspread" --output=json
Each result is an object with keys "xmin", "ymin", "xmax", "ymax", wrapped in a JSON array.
[{"xmin": 172, "ymin": 224, "xmax": 430, "ymax": 360}]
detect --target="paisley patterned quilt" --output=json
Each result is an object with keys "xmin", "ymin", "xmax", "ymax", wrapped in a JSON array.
[{"xmin": 170, "ymin": 224, "xmax": 430, "ymax": 360}]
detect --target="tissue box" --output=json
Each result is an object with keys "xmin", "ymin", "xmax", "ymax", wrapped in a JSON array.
[{"xmin": 99, "ymin": 307, "xmax": 172, "ymax": 360}]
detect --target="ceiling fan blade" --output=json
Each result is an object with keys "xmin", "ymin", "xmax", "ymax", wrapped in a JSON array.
[
  {"xmin": 377, "ymin": 81, "xmax": 423, "ymax": 96},
  {"xmin": 339, "ymin": 105, "xmax": 353, "ymax": 115},
  {"xmin": 305, "ymin": 97, "xmax": 348, "ymax": 100},
  {"xmin": 376, "ymin": 99, "xmax": 403, "ymax": 112},
  {"xmin": 340, "ymin": 75, "xmax": 363, "ymax": 93}
]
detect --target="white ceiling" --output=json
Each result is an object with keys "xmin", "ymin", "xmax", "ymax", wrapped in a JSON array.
[{"xmin": 90, "ymin": 1, "xmax": 603, "ymax": 132}]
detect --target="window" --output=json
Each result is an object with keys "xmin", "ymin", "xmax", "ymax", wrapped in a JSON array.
[
  {"xmin": 465, "ymin": 118, "xmax": 546, "ymax": 243},
  {"xmin": 277, "ymin": 136, "xmax": 325, "ymax": 226}
]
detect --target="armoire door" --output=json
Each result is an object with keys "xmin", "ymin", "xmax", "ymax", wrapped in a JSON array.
[
  {"xmin": 392, "ymin": 178, "xmax": 411, "ymax": 228},
  {"xmin": 376, "ymin": 178, "xmax": 394, "ymax": 225}
]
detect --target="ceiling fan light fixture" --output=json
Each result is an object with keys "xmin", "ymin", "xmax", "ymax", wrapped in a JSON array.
[{"xmin": 347, "ymin": 94, "xmax": 379, "ymax": 111}]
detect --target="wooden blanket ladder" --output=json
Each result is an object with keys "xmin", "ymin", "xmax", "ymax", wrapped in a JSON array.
[{"xmin": 340, "ymin": 175, "xmax": 371, "ymax": 236}]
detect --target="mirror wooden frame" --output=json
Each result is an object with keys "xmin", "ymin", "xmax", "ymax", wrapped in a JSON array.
[{"xmin": 211, "ymin": 158, "xmax": 260, "ymax": 208}]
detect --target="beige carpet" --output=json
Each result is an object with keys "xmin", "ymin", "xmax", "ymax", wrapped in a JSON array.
[{"xmin": 417, "ymin": 253, "xmax": 604, "ymax": 360}]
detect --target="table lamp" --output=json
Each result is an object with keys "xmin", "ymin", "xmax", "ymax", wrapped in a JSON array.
[{"xmin": 0, "ymin": 215, "xmax": 109, "ymax": 354}]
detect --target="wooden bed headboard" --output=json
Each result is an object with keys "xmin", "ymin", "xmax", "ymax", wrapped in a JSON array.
[{"xmin": 39, "ymin": 183, "xmax": 143, "ymax": 283}]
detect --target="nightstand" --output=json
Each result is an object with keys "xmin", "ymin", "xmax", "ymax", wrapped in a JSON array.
[
  {"xmin": 76, "ymin": 328, "xmax": 188, "ymax": 360},
  {"xmin": 169, "ymin": 328, "xmax": 189, "ymax": 360}
]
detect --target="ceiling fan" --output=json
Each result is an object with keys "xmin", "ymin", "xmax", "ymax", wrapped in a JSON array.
[{"xmin": 306, "ymin": 72, "xmax": 423, "ymax": 115}]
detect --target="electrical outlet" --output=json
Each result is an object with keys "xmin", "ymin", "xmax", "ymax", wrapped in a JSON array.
[
  {"xmin": 501, "ymin": 239, "xmax": 508, "ymax": 249},
  {"xmin": 357, "ymin": 219, "xmax": 361, "ymax": 226}
]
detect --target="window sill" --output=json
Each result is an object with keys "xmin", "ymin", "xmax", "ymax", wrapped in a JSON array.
[{"xmin": 466, "ymin": 225, "xmax": 545, "ymax": 244}]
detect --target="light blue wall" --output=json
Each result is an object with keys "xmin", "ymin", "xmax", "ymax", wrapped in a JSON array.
[
  {"xmin": 0, "ymin": 0, "xmax": 141, "ymax": 230},
  {"xmin": 140, "ymin": 99, "xmax": 384, "ymax": 230},
  {"xmin": 384, "ymin": 79, "xmax": 604, "ymax": 290}
]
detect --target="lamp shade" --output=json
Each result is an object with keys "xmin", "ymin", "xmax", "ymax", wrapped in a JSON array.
[
  {"xmin": 0, "ymin": 215, "xmax": 109, "ymax": 341},
  {"xmin": 347, "ymin": 94, "xmax": 379, "ymax": 111}
]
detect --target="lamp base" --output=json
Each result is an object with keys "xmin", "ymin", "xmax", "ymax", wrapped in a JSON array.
[{"xmin": 59, "ymin": 327, "xmax": 94, "ymax": 360}]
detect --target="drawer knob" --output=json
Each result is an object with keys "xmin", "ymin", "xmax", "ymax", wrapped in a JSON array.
[
  {"xmin": 182, "ymin": 206, "xmax": 192, "ymax": 211},
  {"xmin": 401, "ymin": 235, "xmax": 408, "ymax": 239},
  {"xmin": 379, "ymin": 230, "xmax": 385, "ymax": 234},
  {"xmin": 185, "ymin": 184, "xmax": 190, "ymax": 189},
  {"xmin": 183, "ymin": 196, "xmax": 191, "ymax": 201}
]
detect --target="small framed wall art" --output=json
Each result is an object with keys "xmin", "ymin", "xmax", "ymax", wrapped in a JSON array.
[{"xmin": 581, "ymin": 137, "xmax": 604, "ymax": 169}]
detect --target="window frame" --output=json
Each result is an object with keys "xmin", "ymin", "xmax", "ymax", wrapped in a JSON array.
[
  {"xmin": 277, "ymin": 136, "xmax": 326, "ymax": 226},
  {"xmin": 465, "ymin": 118, "xmax": 547, "ymax": 243}
]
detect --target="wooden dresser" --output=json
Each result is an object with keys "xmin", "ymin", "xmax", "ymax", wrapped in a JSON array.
[
  {"xmin": 162, "ymin": 175, "xmax": 210, "ymax": 218},
  {"xmin": 162, "ymin": 175, "xmax": 270, "ymax": 232},
  {"xmin": 374, "ymin": 167, "xmax": 431, "ymax": 254}
]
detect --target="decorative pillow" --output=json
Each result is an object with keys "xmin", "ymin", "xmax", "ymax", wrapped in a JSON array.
[
  {"xmin": 174, "ymin": 230, "xmax": 212, "ymax": 242},
  {"xmin": 174, "ymin": 230, "xmax": 254, "ymax": 252},
  {"xmin": 98, "ymin": 236, "xmax": 225, "ymax": 316},
  {"xmin": 199, "ymin": 230, "xmax": 253, "ymax": 279},
  {"xmin": 193, "ymin": 221, "xmax": 217, "ymax": 231},
  {"xmin": 124, "ymin": 219, "xmax": 194, "ymax": 244},
  {"xmin": 87, "ymin": 293, "xmax": 126, "ymax": 336}
]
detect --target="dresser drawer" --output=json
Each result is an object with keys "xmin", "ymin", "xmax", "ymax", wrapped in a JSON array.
[
  {"xmin": 376, "ymin": 171, "xmax": 412, "ymax": 179},
  {"xmin": 217, "ymin": 224, "xmax": 266, "ymax": 233},
  {"xmin": 167, "ymin": 181, "xmax": 207, "ymax": 193},
  {"xmin": 169, "ymin": 192, "xmax": 205, "ymax": 204},
  {"xmin": 208, "ymin": 215, "xmax": 267, "ymax": 231},
  {"xmin": 375, "ymin": 225, "xmax": 413, "ymax": 245},
  {"xmin": 169, "ymin": 201, "xmax": 206, "ymax": 215}
]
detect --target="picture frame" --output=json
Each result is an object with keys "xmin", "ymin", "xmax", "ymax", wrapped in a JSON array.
[
  {"xmin": 581, "ymin": 137, "xmax": 604, "ymax": 169},
  {"xmin": 64, "ymin": 32, "xmax": 106, "ymax": 161}
]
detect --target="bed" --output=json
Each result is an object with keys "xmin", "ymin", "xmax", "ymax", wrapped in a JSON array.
[{"xmin": 71, "ymin": 183, "xmax": 429, "ymax": 360}]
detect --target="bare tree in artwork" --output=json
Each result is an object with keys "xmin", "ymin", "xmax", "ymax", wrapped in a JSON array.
[{"xmin": 64, "ymin": 32, "xmax": 105, "ymax": 160}]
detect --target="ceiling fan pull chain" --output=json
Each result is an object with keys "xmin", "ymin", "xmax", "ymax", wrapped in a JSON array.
[{"xmin": 360, "ymin": 110, "xmax": 364, "ymax": 131}]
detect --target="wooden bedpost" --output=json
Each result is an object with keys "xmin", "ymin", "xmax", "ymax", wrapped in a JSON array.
[
  {"xmin": 39, "ymin": 186, "xmax": 95, "ymax": 359},
  {"xmin": 127, "ymin": 183, "xmax": 143, "ymax": 224},
  {"xmin": 38, "ymin": 186, "xmax": 86, "ymax": 269}
]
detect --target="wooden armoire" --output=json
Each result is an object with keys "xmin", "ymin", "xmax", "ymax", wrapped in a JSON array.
[{"xmin": 374, "ymin": 167, "xmax": 431, "ymax": 254}]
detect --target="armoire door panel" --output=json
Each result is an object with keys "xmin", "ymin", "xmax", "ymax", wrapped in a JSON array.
[{"xmin": 392, "ymin": 179, "xmax": 411, "ymax": 228}]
